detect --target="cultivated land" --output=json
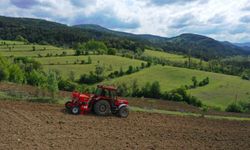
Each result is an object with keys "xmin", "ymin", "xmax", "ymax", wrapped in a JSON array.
[
  {"xmin": 0, "ymin": 100, "xmax": 250, "ymax": 150},
  {"xmin": 102, "ymin": 65, "xmax": 250, "ymax": 109}
]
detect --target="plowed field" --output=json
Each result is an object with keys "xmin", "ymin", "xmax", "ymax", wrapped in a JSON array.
[{"xmin": 0, "ymin": 101, "xmax": 250, "ymax": 150}]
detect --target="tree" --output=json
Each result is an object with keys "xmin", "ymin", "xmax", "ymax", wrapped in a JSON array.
[
  {"xmin": 47, "ymin": 71, "xmax": 59, "ymax": 98},
  {"xmin": 126, "ymin": 65, "xmax": 134, "ymax": 74},
  {"xmin": 68, "ymin": 71, "xmax": 75, "ymax": 81},
  {"xmin": 87, "ymin": 56, "xmax": 92, "ymax": 64},
  {"xmin": 95, "ymin": 63, "xmax": 105, "ymax": 77},
  {"xmin": 119, "ymin": 67, "xmax": 124, "ymax": 76},
  {"xmin": 191, "ymin": 76, "xmax": 198, "ymax": 88},
  {"xmin": 26, "ymin": 70, "xmax": 47, "ymax": 87},
  {"xmin": 8, "ymin": 64, "xmax": 25, "ymax": 83},
  {"xmin": 84, "ymin": 40, "xmax": 108, "ymax": 54},
  {"xmin": 32, "ymin": 46, "xmax": 36, "ymax": 51},
  {"xmin": 150, "ymin": 81, "xmax": 161, "ymax": 98},
  {"xmin": 0, "ymin": 55, "xmax": 9, "ymax": 81},
  {"xmin": 0, "ymin": 66, "xmax": 9, "ymax": 81},
  {"xmin": 131, "ymin": 79, "xmax": 140, "ymax": 97},
  {"xmin": 141, "ymin": 82, "xmax": 151, "ymax": 98},
  {"xmin": 15, "ymin": 35, "xmax": 28, "ymax": 43},
  {"xmin": 107, "ymin": 48, "xmax": 116, "ymax": 55},
  {"xmin": 141, "ymin": 62, "xmax": 145, "ymax": 69}
]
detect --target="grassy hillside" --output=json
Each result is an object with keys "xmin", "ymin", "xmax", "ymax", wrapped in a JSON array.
[
  {"xmin": 35, "ymin": 55, "xmax": 145, "ymax": 78},
  {"xmin": 0, "ymin": 40, "xmax": 75, "ymax": 57},
  {"xmin": 1, "ymin": 40, "xmax": 249, "ymax": 110},
  {"xmin": 142, "ymin": 49, "xmax": 201, "ymax": 63},
  {"xmin": 101, "ymin": 65, "xmax": 250, "ymax": 109}
]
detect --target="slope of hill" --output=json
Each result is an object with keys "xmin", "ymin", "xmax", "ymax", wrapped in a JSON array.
[
  {"xmin": 234, "ymin": 42, "xmax": 250, "ymax": 51},
  {"xmin": 1, "ymin": 16, "xmax": 249, "ymax": 60},
  {"xmin": 101, "ymin": 65, "xmax": 250, "ymax": 109},
  {"xmin": 35, "ymin": 55, "xmax": 145, "ymax": 78},
  {"xmin": 166, "ymin": 34, "xmax": 248, "ymax": 60}
]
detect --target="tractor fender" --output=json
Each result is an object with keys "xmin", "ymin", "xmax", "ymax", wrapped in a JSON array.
[{"xmin": 118, "ymin": 104, "xmax": 128, "ymax": 109}]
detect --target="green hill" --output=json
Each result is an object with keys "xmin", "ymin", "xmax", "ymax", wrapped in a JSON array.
[
  {"xmin": 101, "ymin": 65, "xmax": 250, "ymax": 109},
  {"xmin": 35, "ymin": 55, "xmax": 145, "ymax": 78},
  {"xmin": 1, "ymin": 16, "xmax": 249, "ymax": 60},
  {"xmin": 0, "ymin": 40, "xmax": 75, "ymax": 57}
]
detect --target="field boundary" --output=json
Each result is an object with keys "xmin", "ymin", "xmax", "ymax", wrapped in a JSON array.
[{"xmin": 130, "ymin": 106, "xmax": 250, "ymax": 121}]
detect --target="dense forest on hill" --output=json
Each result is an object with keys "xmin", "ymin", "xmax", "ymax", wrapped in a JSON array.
[{"xmin": 0, "ymin": 16, "xmax": 249, "ymax": 60}]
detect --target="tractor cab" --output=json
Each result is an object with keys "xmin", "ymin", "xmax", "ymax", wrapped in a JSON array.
[{"xmin": 94, "ymin": 85, "xmax": 118, "ymax": 101}]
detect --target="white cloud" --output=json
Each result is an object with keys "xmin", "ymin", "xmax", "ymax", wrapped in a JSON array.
[{"xmin": 0, "ymin": 0, "xmax": 250, "ymax": 42}]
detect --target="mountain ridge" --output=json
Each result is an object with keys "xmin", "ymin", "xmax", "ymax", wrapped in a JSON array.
[{"xmin": 0, "ymin": 15, "xmax": 249, "ymax": 59}]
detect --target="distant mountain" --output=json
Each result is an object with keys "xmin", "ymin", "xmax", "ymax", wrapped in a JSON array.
[
  {"xmin": 234, "ymin": 43, "xmax": 250, "ymax": 51},
  {"xmin": 0, "ymin": 16, "xmax": 249, "ymax": 60},
  {"xmin": 165, "ymin": 34, "xmax": 248, "ymax": 59},
  {"xmin": 73, "ymin": 24, "xmax": 168, "ymax": 44}
]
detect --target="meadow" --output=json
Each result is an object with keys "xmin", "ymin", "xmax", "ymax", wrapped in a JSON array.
[
  {"xmin": 142, "ymin": 49, "xmax": 201, "ymax": 63},
  {"xmin": 36, "ymin": 55, "xmax": 145, "ymax": 78},
  {"xmin": 101, "ymin": 65, "xmax": 250, "ymax": 109}
]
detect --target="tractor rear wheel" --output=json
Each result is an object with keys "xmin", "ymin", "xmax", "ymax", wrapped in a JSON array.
[
  {"xmin": 94, "ymin": 100, "xmax": 110, "ymax": 116},
  {"xmin": 118, "ymin": 107, "xmax": 129, "ymax": 118},
  {"xmin": 71, "ymin": 106, "xmax": 80, "ymax": 115}
]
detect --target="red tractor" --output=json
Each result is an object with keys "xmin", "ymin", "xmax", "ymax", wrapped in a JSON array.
[{"xmin": 65, "ymin": 85, "xmax": 129, "ymax": 118}]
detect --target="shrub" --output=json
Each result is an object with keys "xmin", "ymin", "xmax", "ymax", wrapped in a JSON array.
[
  {"xmin": 107, "ymin": 48, "xmax": 116, "ymax": 55},
  {"xmin": 26, "ymin": 70, "xmax": 47, "ymax": 87},
  {"xmin": 126, "ymin": 65, "xmax": 134, "ymax": 74},
  {"xmin": 47, "ymin": 71, "xmax": 59, "ymax": 98},
  {"xmin": 150, "ymin": 81, "xmax": 161, "ymax": 98},
  {"xmin": 191, "ymin": 76, "xmax": 198, "ymax": 88},
  {"xmin": 58, "ymin": 80, "xmax": 77, "ymax": 91},
  {"xmin": 163, "ymin": 87, "xmax": 202, "ymax": 107},
  {"xmin": 226, "ymin": 102, "xmax": 244, "ymax": 113},
  {"xmin": 8, "ymin": 64, "xmax": 25, "ymax": 83},
  {"xmin": 0, "ymin": 66, "xmax": 9, "ymax": 81}
]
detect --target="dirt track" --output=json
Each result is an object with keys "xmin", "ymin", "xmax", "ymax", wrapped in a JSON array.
[{"xmin": 0, "ymin": 101, "xmax": 250, "ymax": 150}]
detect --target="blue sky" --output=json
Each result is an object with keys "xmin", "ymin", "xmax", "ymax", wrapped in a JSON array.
[{"xmin": 0, "ymin": 0, "xmax": 250, "ymax": 42}]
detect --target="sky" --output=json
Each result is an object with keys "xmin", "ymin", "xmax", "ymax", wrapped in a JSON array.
[{"xmin": 0, "ymin": 0, "xmax": 250, "ymax": 43}]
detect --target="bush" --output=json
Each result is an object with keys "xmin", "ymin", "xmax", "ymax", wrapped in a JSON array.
[
  {"xmin": 0, "ymin": 66, "xmax": 9, "ymax": 81},
  {"xmin": 163, "ymin": 87, "xmax": 202, "ymax": 107},
  {"xmin": 79, "ymin": 72, "xmax": 104, "ymax": 84},
  {"xmin": 0, "ymin": 55, "xmax": 10, "ymax": 81},
  {"xmin": 107, "ymin": 48, "xmax": 116, "ymax": 55},
  {"xmin": 58, "ymin": 80, "xmax": 77, "ymax": 91},
  {"xmin": 26, "ymin": 70, "xmax": 47, "ymax": 87},
  {"xmin": 150, "ymin": 81, "xmax": 161, "ymax": 98},
  {"xmin": 8, "ymin": 64, "xmax": 25, "ymax": 83},
  {"xmin": 226, "ymin": 102, "xmax": 244, "ymax": 113},
  {"xmin": 199, "ymin": 77, "xmax": 209, "ymax": 86}
]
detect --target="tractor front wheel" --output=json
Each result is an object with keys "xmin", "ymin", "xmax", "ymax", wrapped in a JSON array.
[
  {"xmin": 71, "ymin": 106, "xmax": 80, "ymax": 115},
  {"xmin": 94, "ymin": 100, "xmax": 110, "ymax": 116},
  {"xmin": 118, "ymin": 107, "xmax": 129, "ymax": 118},
  {"xmin": 65, "ymin": 101, "xmax": 72, "ymax": 110}
]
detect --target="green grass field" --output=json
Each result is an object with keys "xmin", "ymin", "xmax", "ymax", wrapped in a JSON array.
[
  {"xmin": 0, "ymin": 40, "xmax": 25, "ymax": 45},
  {"xmin": 142, "ymin": 49, "xmax": 201, "ymax": 63},
  {"xmin": 101, "ymin": 65, "xmax": 250, "ymax": 109},
  {"xmin": 0, "ymin": 40, "xmax": 75, "ymax": 57},
  {"xmin": 37, "ymin": 55, "xmax": 146, "ymax": 78},
  {"xmin": 1, "ymin": 49, "xmax": 75, "ymax": 57}
]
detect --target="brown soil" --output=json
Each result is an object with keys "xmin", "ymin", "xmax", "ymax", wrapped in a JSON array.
[{"xmin": 0, "ymin": 101, "xmax": 250, "ymax": 150}]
